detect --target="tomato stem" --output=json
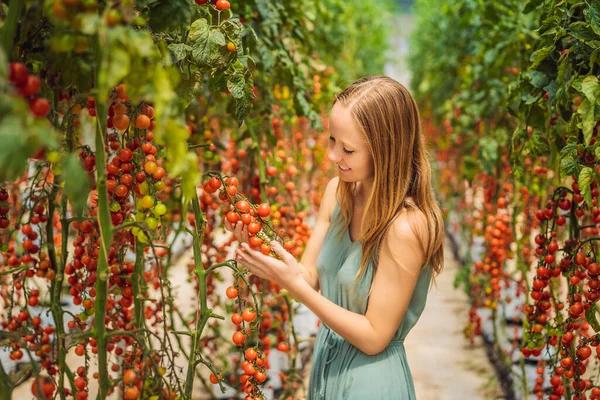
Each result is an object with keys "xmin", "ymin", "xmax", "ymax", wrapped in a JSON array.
[{"xmin": 0, "ymin": 0, "xmax": 24, "ymax": 57}]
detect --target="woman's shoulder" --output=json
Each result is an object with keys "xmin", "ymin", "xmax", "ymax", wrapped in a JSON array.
[{"xmin": 387, "ymin": 202, "xmax": 429, "ymax": 261}]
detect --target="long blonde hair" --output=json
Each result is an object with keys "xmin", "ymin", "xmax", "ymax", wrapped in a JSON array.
[{"xmin": 330, "ymin": 76, "xmax": 444, "ymax": 280}]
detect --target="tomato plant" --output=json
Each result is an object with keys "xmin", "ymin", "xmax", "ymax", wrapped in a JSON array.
[
  {"xmin": 412, "ymin": 0, "xmax": 600, "ymax": 398},
  {"xmin": 0, "ymin": 0, "xmax": 391, "ymax": 399}
]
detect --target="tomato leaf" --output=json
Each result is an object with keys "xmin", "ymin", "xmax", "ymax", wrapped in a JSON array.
[
  {"xmin": 530, "ymin": 45, "xmax": 555, "ymax": 68},
  {"xmin": 585, "ymin": 2, "xmax": 600, "ymax": 36},
  {"xmin": 189, "ymin": 18, "xmax": 232, "ymax": 69},
  {"xmin": 581, "ymin": 75, "xmax": 600, "ymax": 104},
  {"xmin": 579, "ymin": 166, "xmax": 595, "ymax": 208},
  {"xmin": 62, "ymin": 154, "xmax": 91, "ymax": 217},
  {"xmin": 586, "ymin": 305, "xmax": 600, "ymax": 333},
  {"xmin": 560, "ymin": 155, "xmax": 580, "ymax": 178},
  {"xmin": 168, "ymin": 43, "xmax": 192, "ymax": 63},
  {"xmin": 576, "ymin": 98, "xmax": 597, "ymax": 145}
]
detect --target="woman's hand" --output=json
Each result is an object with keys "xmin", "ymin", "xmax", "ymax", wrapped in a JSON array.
[
  {"xmin": 235, "ymin": 240, "xmax": 305, "ymax": 296},
  {"xmin": 223, "ymin": 216, "xmax": 250, "ymax": 243}
]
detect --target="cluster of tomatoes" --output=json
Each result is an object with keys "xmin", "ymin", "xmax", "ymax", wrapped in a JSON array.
[
  {"xmin": 104, "ymin": 89, "xmax": 167, "ymax": 243},
  {"xmin": 0, "ymin": 189, "xmax": 9, "ymax": 232},
  {"xmin": 219, "ymin": 285, "xmax": 270, "ymax": 398},
  {"xmin": 8, "ymin": 62, "xmax": 50, "ymax": 118}
]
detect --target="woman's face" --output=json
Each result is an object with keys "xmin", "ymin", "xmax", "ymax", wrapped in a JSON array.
[{"xmin": 327, "ymin": 103, "xmax": 375, "ymax": 183}]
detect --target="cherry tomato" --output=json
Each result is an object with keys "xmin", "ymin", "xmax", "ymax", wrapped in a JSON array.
[
  {"xmin": 257, "ymin": 203, "xmax": 270, "ymax": 218},
  {"xmin": 216, "ymin": 0, "xmax": 230, "ymax": 10},
  {"xmin": 245, "ymin": 348, "xmax": 258, "ymax": 361},
  {"xmin": 232, "ymin": 331, "xmax": 246, "ymax": 346},
  {"xmin": 226, "ymin": 286, "xmax": 238, "ymax": 299},
  {"xmin": 249, "ymin": 236, "xmax": 263, "ymax": 249},
  {"xmin": 30, "ymin": 97, "xmax": 50, "ymax": 118},
  {"xmin": 231, "ymin": 313, "xmax": 243, "ymax": 325},
  {"xmin": 242, "ymin": 308, "xmax": 257, "ymax": 322},
  {"xmin": 226, "ymin": 211, "xmax": 240, "ymax": 224},
  {"xmin": 236, "ymin": 200, "xmax": 251, "ymax": 213},
  {"xmin": 135, "ymin": 114, "xmax": 151, "ymax": 129}
]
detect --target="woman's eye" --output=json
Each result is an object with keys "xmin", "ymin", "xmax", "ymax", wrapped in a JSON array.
[{"xmin": 343, "ymin": 148, "xmax": 354, "ymax": 154}]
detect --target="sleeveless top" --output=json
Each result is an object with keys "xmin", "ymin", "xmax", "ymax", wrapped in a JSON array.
[{"xmin": 307, "ymin": 202, "xmax": 432, "ymax": 399}]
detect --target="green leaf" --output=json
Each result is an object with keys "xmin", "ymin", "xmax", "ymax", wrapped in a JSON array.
[
  {"xmin": 168, "ymin": 43, "xmax": 191, "ymax": 63},
  {"xmin": 577, "ymin": 98, "xmax": 597, "ymax": 145},
  {"xmin": 189, "ymin": 19, "xmax": 231, "ymax": 69},
  {"xmin": 585, "ymin": 3, "xmax": 600, "ymax": 36},
  {"xmin": 569, "ymin": 21, "xmax": 596, "ymax": 41},
  {"xmin": 62, "ymin": 154, "xmax": 90, "ymax": 217},
  {"xmin": 560, "ymin": 155, "xmax": 580, "ymax": 178},
  {"xmin": 524, "ymin": 71, "xmax": 549, "ymax": 89},
  {"xmin": 586, "ymin": 303, "xmax": 600, "ymax": 332},
  {"xmin": 579, "ymin": 166, "xmax": 595, "ymax": 207},
  {"xmin": 581, "ymin": 75, "xmax": 600, "ymax": 104},
  {"xmin": 227, "ymin": 73, "xmax": 247, "ymax": 100},
  {"xmin": 175, "ymin": 70, "xmax": 202, "ymax": 108},
  {"xmin": 530, "ymin": 45, "xmax": 555, "ymax": 69},
  {"xmin": 524, "ymin": 0, "xmax": 544, "ymax": 14},
  {"xmin": 0, "ymin": 116, "xmax": 29, "ymax": 182}
]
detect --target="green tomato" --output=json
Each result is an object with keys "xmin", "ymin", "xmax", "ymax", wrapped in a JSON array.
[
  {"xmin": 145, "ymin": 217, "xmax": 158, "ymax": 230},
  {"xmin": 135, "ymin": 212, "xmax": 145, "ymax": 222},
  {"xmin": 110, "ymin": 202, "xmax": 121, "ymax": 212},
  {"xmin": 154, "ymin": 203, "xmax": 167, "ymax": 216},
  {"xmin": 47, "ymin": 151, "xmax": 61, "ymax": 164},
  {"xmin": 132, "ymin": 227, "xmax": 140, "ymax": 236},
  {"xmin": 137, "ymin": 231, "xmax": 148, "ymax": 243},
  {"xmin": 154, "ymin": 181, "xmax": 165, "ymax": 191},
  {"xmin": 139, "ymin": 181, "xmax": 149, "ymax": 195},
  {"xmin": 135, "ymin": 198, "xmax": 145, "ymax": 211},
  {"xmin": 203, "ymin": 149, "xmax": 215, "ymax": 160}
]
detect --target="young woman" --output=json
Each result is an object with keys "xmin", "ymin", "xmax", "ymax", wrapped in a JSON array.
[{"xmin": 225, "ymin": 76, "xmax": 445, "ymax": 399}]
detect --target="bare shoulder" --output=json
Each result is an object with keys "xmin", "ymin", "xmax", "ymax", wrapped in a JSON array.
[{"xmin": 383, "ymin": 207, "xmax": 429, "ymax": 270}]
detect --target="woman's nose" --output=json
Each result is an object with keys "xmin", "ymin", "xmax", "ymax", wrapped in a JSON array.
[{"xmin": 328, "ymin": 149, "xmax": 341, "ymax": 164}]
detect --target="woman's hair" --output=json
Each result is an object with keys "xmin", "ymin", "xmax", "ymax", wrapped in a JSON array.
[{"xmin": 330, "ymin": 76, "xmax": 444, "ymax": 280}]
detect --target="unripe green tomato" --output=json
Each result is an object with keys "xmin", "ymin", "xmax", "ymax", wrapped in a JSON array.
[
  {"xmin": 110, "ymin": 202, "xmax": 121, "ymax": 212},
  {"xmin": 203, "ymin": 149, "xmax": 214, "ymax": 160},
  {"xmin": 58, "ymin": 35, "xmax": 76, "ymax": 52},
  {"xmin": 132, "ymin": 227, "xmax": 140, "ymax": 236},
  {"xmin": 137, "ymin": 231, "xmax": 148, "ymax": 243},
  {"xmin": 135, "ymin": 199, "xmax": 144, "ymax": 211},
  {"xmin": 145, "ymin": 217, "xmax": 158, "ymax": 230},
  {"xmin": 154, "ymin": 181, "xmax": 165, "ymax": 191},
  {"xmin": 154, "ymin": 203, "xmax": 167, "ymax": 216},
  {"xmin": 135, "ymin": 212, "xmax": 145, "ymax": 222},
  {"xmin": 47, "ymin": 151, "xmax": 61, "ymax": 164},
  {"xmin": 140, "ymin": 181, "xmax": 149, "ymax": 195},
  {"xmin": 132, "ymin": 15, "xmax": 146, "ymax": 26}
]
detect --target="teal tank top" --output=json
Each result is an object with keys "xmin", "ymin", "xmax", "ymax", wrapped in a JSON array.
[{"xmin": 307, "ymin": 202, "xmax": 432, "ymax": 399}]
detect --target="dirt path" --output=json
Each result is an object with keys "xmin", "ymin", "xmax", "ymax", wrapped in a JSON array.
[{"xmin": 404, "ymin": 240, "xmax": 502, "ymax": 400}]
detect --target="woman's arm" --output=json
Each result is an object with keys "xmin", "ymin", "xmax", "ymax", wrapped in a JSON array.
[
  {"xmin": 291, "ymin": 211, "xmax": 427, "ymax": 355},
  {"xmin": 234, "ymin": 182, "xmax": 428, "ymax": 356}
]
